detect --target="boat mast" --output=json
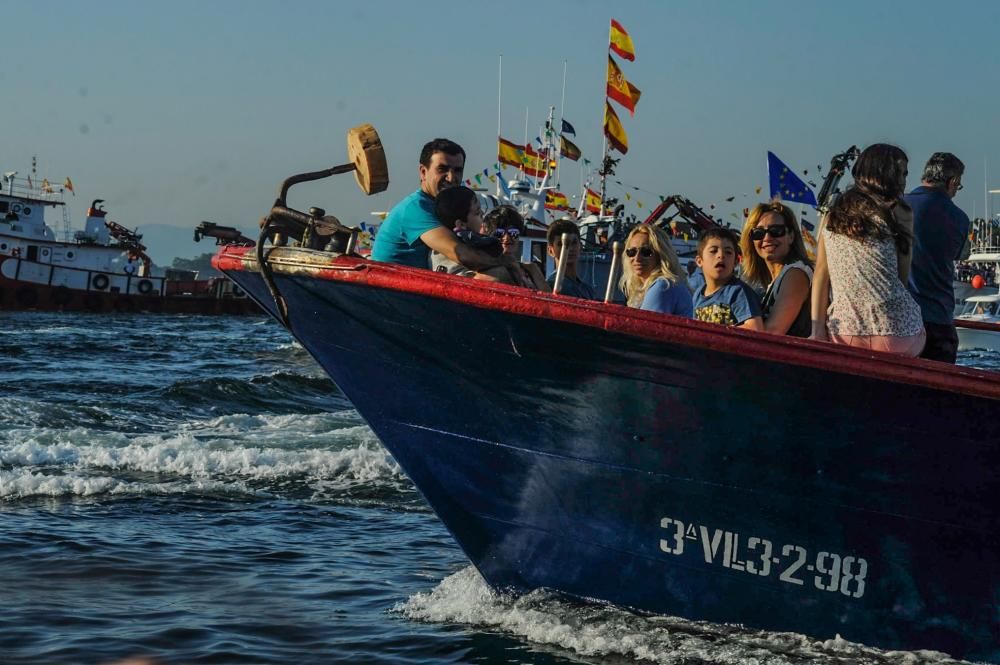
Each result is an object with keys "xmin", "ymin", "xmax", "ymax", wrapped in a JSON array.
[
  {"xmin": 497, "ymin": 55, "xmax": 503, "ymax": 198},
  {"xmin": 522, "ymin": 106, "xmax": 529, "ymax": 181},
  {"xmin": 556, "ymin": 60, "xmax": 567, "ymax": 189}
]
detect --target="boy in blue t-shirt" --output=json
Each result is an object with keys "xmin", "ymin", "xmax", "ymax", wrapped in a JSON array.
[{"xmin": 693, "ymin": 228, "xmax": 763, "ymax": 329}]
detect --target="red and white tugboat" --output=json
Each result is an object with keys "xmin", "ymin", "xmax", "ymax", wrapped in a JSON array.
[{"xmin": 0, "ymin": 172, "xmax": 260, "ymax": 315}]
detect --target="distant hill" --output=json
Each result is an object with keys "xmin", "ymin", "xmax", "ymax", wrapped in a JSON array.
[
  {"xmin": 172, "ymin": 252, "xmax": 222, "ymax": 277},
  {"xmin": 135, "ymin": 223, "xmax": 254, "ymax": 266}
]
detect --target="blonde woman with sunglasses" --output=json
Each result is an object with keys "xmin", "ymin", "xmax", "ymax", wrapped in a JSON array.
[
  {"xmin": 739, "ymin": 202, "xmax": 814, "ymax": 337},
  {"xmin": 619, "ymin": 225, "xmax": 693, "ymax": 317}
]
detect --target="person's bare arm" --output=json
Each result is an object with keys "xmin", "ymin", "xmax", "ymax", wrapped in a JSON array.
[
  {"xmin": 809, "ymin": 233, "xmax": 830, "ymax": 341},
  {"xmin": 762, "ymin": 269, "xmax": 810, "ymax": 335},
  {"xmin": 739, "ymin": 315, "xmax": 765, "ymax": 331}
]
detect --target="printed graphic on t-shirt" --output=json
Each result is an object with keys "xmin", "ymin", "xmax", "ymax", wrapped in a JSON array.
[{"xmin": 695, "ymin": 303, "xmax": 737, "ymax": 325}]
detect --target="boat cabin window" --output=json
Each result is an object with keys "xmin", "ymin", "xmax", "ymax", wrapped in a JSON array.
[
  {"xmin": 26, "ymin": 245, "xmax": 38, "ymax": 261},
  {"xmin": 530, "ymin": 241, "xmax": 546, "ymax": 267},
  {"xmin": 962, "ymin": 300, "xmax": 998, "ymax": 316},
  {"xmin": 582, "ymin": 223, "xmax": 612, "ymax": 250},
  {"xmin": 0, "ymin": 201, "xmax": 7, "ymax": 213}
]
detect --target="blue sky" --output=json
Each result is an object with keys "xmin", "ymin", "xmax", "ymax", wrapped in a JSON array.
[{"xmin": 5, "ymin": 0, "xmax": 1000, "ymax": 256}]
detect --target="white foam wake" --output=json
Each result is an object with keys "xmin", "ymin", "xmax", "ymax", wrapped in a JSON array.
[
  {"xmin": 0, "ymin": 468, "xmax": 254, "ymax": 500},
  {"xmin": 0, "ymin": 411, "xmax": 405, "ymax": 499},
  {"xmin": 396, "ymin": 567, "xmax": 968, "ymax": 664}
]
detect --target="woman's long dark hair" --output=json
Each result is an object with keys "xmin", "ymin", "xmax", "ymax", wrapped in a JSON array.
[{"xmin": 826, "ymin": 143, "xmax": 911, "ymax": 255}]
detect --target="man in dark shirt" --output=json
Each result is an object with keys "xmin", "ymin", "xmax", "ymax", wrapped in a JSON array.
[{"xmin": 905, "ymin": 152, "xmax": 971, "ymax": 363}]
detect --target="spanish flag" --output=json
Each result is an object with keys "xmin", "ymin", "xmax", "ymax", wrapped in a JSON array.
[
  {"xmin": 498, "ymin": 138, "xmax": 524, "ymax": 168},
  {"xmin": 41, "ymin": 178, "xmax": 53, "ymax": 193},
  {"xmin": 606, "ymin": 56, "xmax": 641, "ymax": 116},
  {"xmin": 585, "ymin": 188, "xmax": 603, "ymax": 214},
  {"xmin": 522, "ymin": 144, "xmax": 548, "ymax": 178},
  {"xmin": 604, "ymin": 103, "xmax": 628, "ymax": 155},
  {"xmin": 609, "ymin": 19, "xmax": 635, "ymax": 62},
  {"xmin": 559, "ymin": 135, "xmax": 582, "ymax": 161},
  {"xmin": 64, "ymin": 177, "xmax": 75, "ymax": 194},
  {"xmin": 545, "ymin": 190, "xmax": 570, "ymax": 211}
]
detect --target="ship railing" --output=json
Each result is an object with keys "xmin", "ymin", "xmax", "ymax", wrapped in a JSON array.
[
  {"xmin": 1, "ymin": 177, "xmax": 66, "ymax": 204},
  {"xmin": 5, "ymin": 256, "xmax": 166, "ymax": 296}
]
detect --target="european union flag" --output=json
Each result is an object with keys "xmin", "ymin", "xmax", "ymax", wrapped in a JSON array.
[{"xmin": 767, "ymin": 151, "xmax": 818, "ymax": 207}]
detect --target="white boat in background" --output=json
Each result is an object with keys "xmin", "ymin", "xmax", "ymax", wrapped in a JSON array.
[{"xmin": 956, "ymin": 248, "xmax": 1000, "ymax": 352}]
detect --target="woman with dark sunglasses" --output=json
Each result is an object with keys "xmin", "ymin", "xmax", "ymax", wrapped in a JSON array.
[
  {"xmin": 477, "ymin": 204, "xmax": 547, "ymax": 289},
  {"xmin": 482, "ymin": 205, "xmax": 526, "ymax": 258},
  {"xmin": 810, "ymin": 143, "xmax": 925, "ymax": 356},
  {"xmin": 619, "ymin": 225, "xmax": 692, "ymax": 317},
  {"xmin": 739, "ymin": 202, "xmax": 813, "ymax": 337}
]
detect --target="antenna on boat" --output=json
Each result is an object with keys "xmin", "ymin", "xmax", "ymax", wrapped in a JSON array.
[
  {"xmin": 497, "ymin": 54, "xmax": 503, "ymax": 198},
  {"xmin": 556, "ymin": 60, "xmax": 568, "ymax": 189},
  {"xmin": 522, "ymin": 106, "xmax": 530, "ymax": 182}
]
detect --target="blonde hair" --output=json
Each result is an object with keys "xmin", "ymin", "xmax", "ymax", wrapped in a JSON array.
[
  {"xmin": 739, "ymin": 202, "xmax": 812, "ymax": 289},
  {"xmin": 619, "ymin": 225, "xmax": 687, "ymax": 307}
]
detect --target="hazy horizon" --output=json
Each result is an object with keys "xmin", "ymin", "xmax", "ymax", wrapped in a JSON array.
[{"xmin": 7, "ymin": 0, "xmax": 1000, "ymax": 248}]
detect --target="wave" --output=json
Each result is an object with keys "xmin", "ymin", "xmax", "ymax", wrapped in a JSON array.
[
  {"xmin": 396, "ymin": 567, "xmax": 971, "ymax": 665},
  {"xmin": 0, "ymin": 413, "xmax": 416, "ymax": 505},
  {"xmin": 158, "ymin": 371, "xmax": 345, "ymax": 414}
]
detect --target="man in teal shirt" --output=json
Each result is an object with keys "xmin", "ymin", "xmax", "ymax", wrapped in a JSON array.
[{"xmin": 372, "ymin": 139, "xmax": 526, "ymax": 280}]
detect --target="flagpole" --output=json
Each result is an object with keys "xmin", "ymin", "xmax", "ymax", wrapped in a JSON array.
[
  {"xmin": 497, "ymin": 55, "xmax": 503, "ymax": 197},
  {"xmin": 522, "ymin": 106, "xmax": 529, "ymax": 181},
  {"xmin": 556, "ymin": 59, "xmax": 567, "ymax": 189}
]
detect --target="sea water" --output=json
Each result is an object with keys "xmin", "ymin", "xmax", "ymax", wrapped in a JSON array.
[{"xmin": 0, "ymin": 312, "xmax": 992, "ymax": 665}]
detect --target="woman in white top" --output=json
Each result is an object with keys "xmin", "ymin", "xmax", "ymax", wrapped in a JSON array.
[
  {"xmin": 739, "ymin": 202, "xmax": 813, "ymax": 337},
  {"xmin": 810, "ymin": 144, "xmax": 925, "ymax": 356}
]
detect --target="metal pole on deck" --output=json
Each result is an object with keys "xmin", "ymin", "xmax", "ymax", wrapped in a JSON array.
[
  {"xmin": 553, "ymin": 232, "xmax": 569, "ymax": 294},
  {"xmin": 604, "ymin": 241, "xmax": 621, "ymax": 303}
]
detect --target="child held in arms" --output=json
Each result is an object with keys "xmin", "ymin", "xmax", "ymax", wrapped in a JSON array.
[
  {"xmin": 546, "ymin": 219, "xmax": 598, "ymax": 299},
  {"xmin": 432, "ymin": 187, "xmax": 546, "ymax": 289},
  {"xmin": 692, "ymin": 228, "xmax": 764, "ymax": 329},
  {"xmin": 431, "ymin": 186, "xmax": 502, "ymax": 275}
]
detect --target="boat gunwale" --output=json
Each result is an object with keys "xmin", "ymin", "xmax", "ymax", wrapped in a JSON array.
[{"xmin": 214, "ymin": 245, "xmax": 1000, "ymax": 401}]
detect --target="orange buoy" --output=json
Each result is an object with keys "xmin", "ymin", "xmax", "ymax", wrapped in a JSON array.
[{"xmin": 972, "ymin": 274, "xmax": 985, "ymax": 289}]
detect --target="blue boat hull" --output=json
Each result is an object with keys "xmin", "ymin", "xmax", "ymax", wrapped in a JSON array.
[{"xmin": 222, "ymin": 254, "xmax": 999, "ymax": 662}]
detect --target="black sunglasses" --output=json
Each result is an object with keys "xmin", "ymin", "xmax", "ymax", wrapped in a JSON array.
[
  {"xmin": 749, "ymin": 225, "xmax": 788, "ymax": 242},
  {"xmin": 625, "ymin": 246, "xmax": 655, "ymax": 259},
  {"xmin": 493, "ymin": 228, "xmax": 521, "ymax": 240}
]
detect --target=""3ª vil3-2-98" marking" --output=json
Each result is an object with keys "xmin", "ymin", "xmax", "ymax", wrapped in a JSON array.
[{"xmin": 658, "ymin": 516, "xmax": 868, "ymax": 599}]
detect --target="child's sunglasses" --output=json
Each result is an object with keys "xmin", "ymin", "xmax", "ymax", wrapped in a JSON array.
[
  {"xmin": 749, "ymin": 225, "xmax": 788, "ymax": 242},
  {"xmin": 625, "ymin": 246, "xmax": 655, "ymax": 258},
  {"xmin": 493, "ymin": 228, "xmax": 521, "ymax": 240}
]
